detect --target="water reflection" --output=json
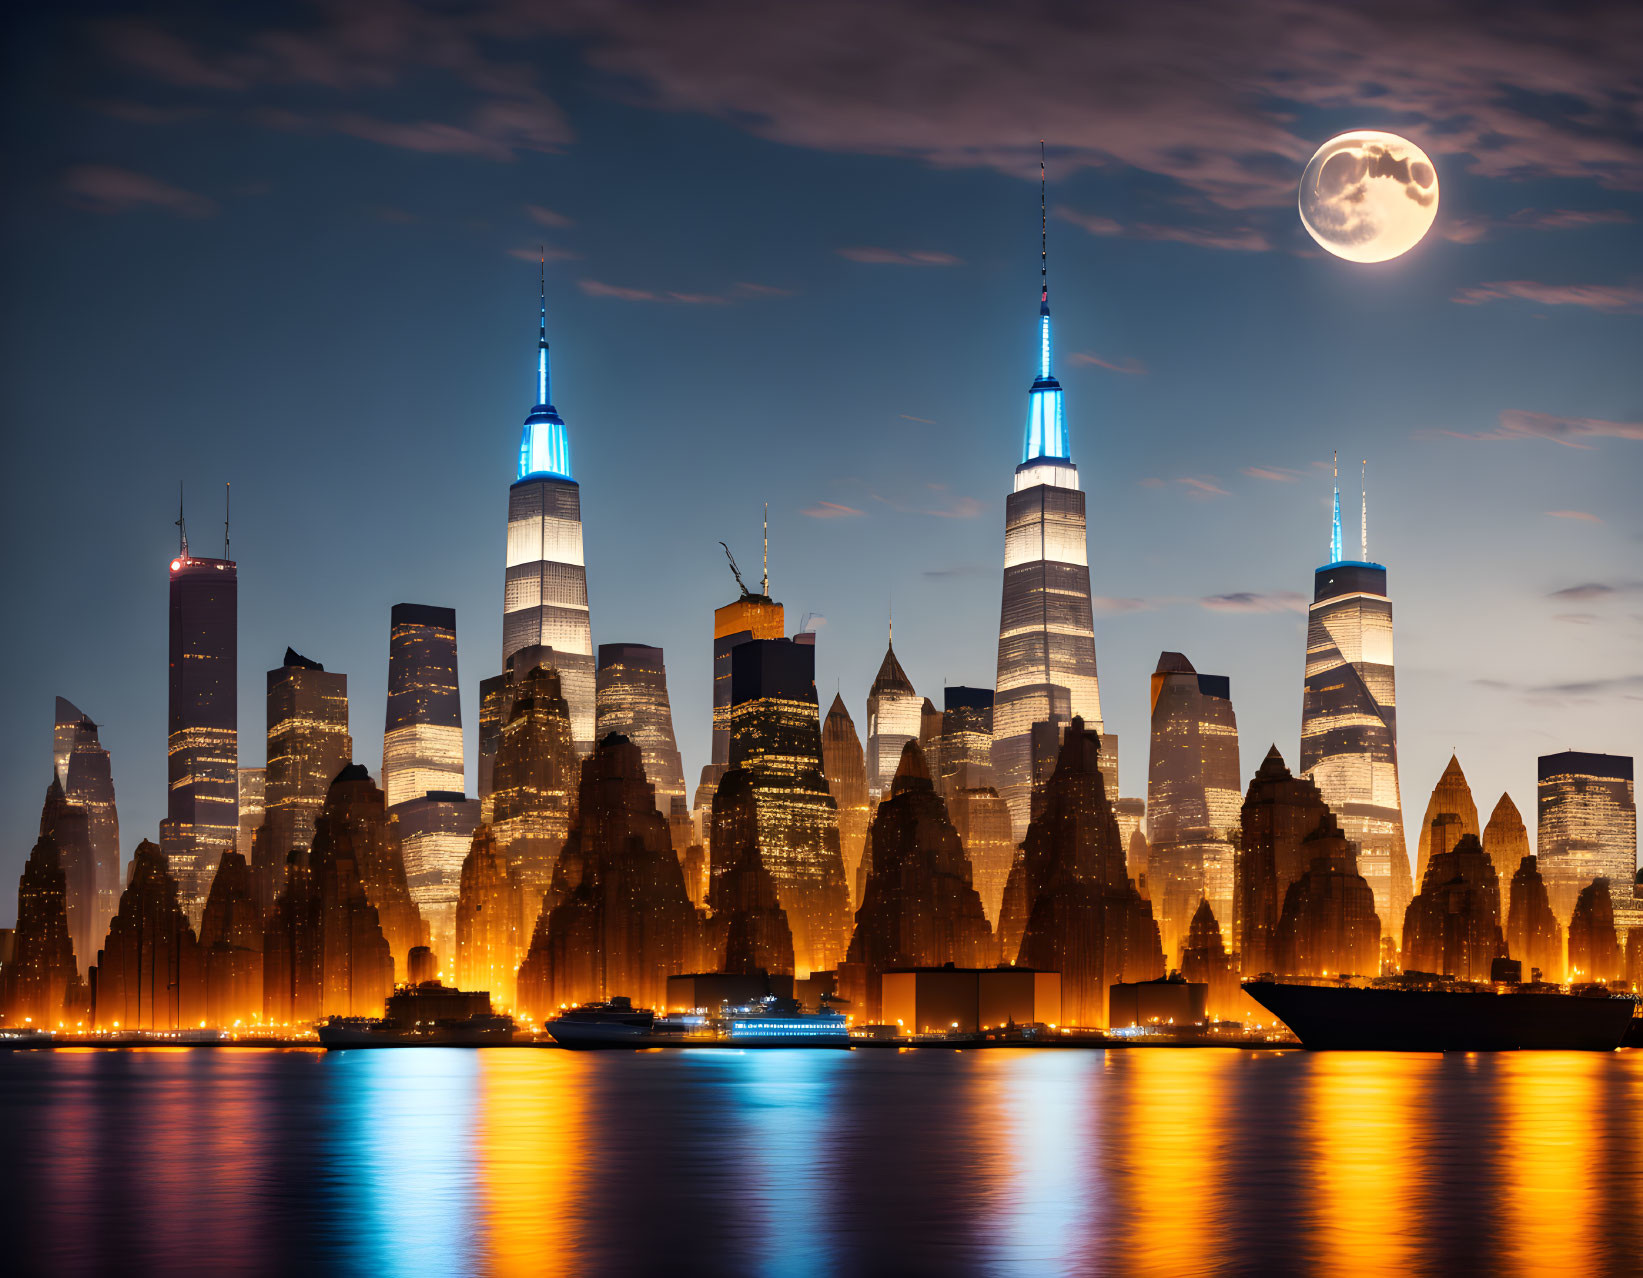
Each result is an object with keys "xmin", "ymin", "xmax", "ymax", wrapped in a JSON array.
[
  {"xmin": 2, "ymin": 1047, "xmax": 1642, "ymax": 1275},
  {"xmin": 1306, "ymin": 1053, "xmax": 1426, "ymax": 1276}
]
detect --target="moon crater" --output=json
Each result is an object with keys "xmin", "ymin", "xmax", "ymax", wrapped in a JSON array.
[{"xmin": 1299, "ymin": 131, "xmax": 1439, "ymax": 263}]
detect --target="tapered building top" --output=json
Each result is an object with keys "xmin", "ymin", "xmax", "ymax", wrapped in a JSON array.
[
  {"xmin": 1023, "ymin": 143, "xmax": 1069, "ymax": 466},
  {"xmin": 518, "ymin": 251, "xmax": 571, "ymax": 481}
]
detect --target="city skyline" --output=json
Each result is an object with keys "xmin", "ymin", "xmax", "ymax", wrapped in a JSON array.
[{"xmin": 3, "ymin": 3, "xmax": 1641, "ymax": 914}]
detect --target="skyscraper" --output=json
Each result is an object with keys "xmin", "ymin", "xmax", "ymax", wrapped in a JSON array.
[
  {"xmin": 1537, "ymin": 751, "xmax": 1637, "ymax": 939},
  {"xmin": 865, "ymin": 635, "xmax": 921, "ymax": 799},
  {"xmin": 932, "ymin": 686, "xmax": 995, "ymax": 802},
  {"xmin": 1299, "ymin": 461, "xmax": 1411, "ymax": 942},
  {"xmin": 993, "ymin": 154, "xmax": 1103, "ymax": 839},
  {"xmin": 1402, "ymin": 830, "xmax": 1504, "ymax": 981},
  {"xmin": 1414, "ymin": 754, "xmax": 1480, "ymax": 884},
  {"xmin": 1273, "ymin": 814, "xmax": 1382, "ymax": 980},
  {"xmin": 265, "ymin": 648, "xmax": 352, "ymax": 855},
  {"xmin": 382, "ymin": 605, "xmax": 463, "ymax": 810},
  {"xmin": 1, "ymin": 834, "xmax": 85, "ymax": 1028},
  {"xmin": 236, "ymin": 768, "xmax": 264, "ymax": 862},
  {"xmin": 502, "ymin": 264, "xmax": 594, "ymax": 754},
  {"xmin": 62, "ymin": 713, "xmax": 120, "ymax": 952},
  {"xmin": 595, "ymin": 644, "xmax": 686, "ymax": 818},
  {"xmin": 821, "ymin": 693, "xmax": 870, "ymax": 904},
  {"xmin": 1146, "ymin": 652, "xmax": 1241, "ymax": 960},
  {"xmin": 159, "ymin": 519, "xmax": 238, "ymax": 925},
  {"xmin": 53, "ymin": 697, "xmax": 83, "ymax": 789},
  {"xmin": 696, "ymin": 553, "xmax": 786, "ymax": 826},
  {"xmin": 725, "ymin": 637, "xmax": 853, "ymax": 975},
  {"xmin": 1236, "ymin": 746, "xmax": 1331, "ymax": 978}
]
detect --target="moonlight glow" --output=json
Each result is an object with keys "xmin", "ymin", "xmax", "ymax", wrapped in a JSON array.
[{"xmin": 1299, "ymin": 131, "xmax": 1439, "ymax": 263}]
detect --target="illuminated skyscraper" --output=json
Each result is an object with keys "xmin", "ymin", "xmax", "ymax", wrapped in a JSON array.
[
  {"xmin": 383, "ymin": 605, "xmax": 463, "ymax": 810},
  {"xmin": 396, "ymin": 792, "xmax": 482, "ymax": 963},
  {"xmin": 866, "ymin": 636, "xmax": 921, "ymax": 799},
  {"xmin": 62, "ymin": 714, "xmax": 120, "ymax": 952},
  {"xmin": 696, "ymin": 557, "xmax": 786, "ymax": 827},
  {"xmin": 595, "ymin": 644, "xmax": 686, "ymax": 818},
  {"xmin": 315, "ymin": 765, "xmax": 428, "ymax": 974},
  {"xmin": 1299, "ymin": 463, "xmax": 1411, "ymax": 942},
  {"xmin": 726, "ymin": 638, "xmax": 853, "ymax": 975},
  {"xmin": 502, "ymin": 264, "xmax": 594, "ymax": 754},
  {"xmin": 1537, "ymin": 751, "xmax": 1637, "ymax": 939},
  {"xmin": 236, "ymin": 768, "xmax": 264, "ymax": 862},
  {"xmin": 199, "ymin": 849, "xmax": 263, "ymax": 1027},
  {"xmin": 993, "ymin": 156, "xmax": 1103, "ymax": 838},
  {"xmin": 1236, "ymin": 746, "xmax": 1330, "ymax": 978},
  {"xmin": 159, "ymin": 523, "xmax": 238, "ymax": 925},
  {"xmin": 93, "ymin": 840, "xmax": 206, "ymax": 1030},
  {"xmin": 1567, "ymin": 878, "xmax": 1621, "ymax": 982},
  {"xmin": 1146, "ymin": 652, "xmax": 1240, "ymax": 960},
  {"xmin": 821, "ymin": 693, "xmax": 870, "ymax": 904},
  {"xmin": 266, "ymin": 648, "xmax": 352, "ymax": 852},
  {"xmin": 932, "ymin": 686, "xmax": 995, "ymax": 802},
  {"xmin": 38, "ymin": 779, "xmax": 93, "ymax": 977},
  {"xmin": 1273, "ymin": 814, "xmax": 1381, "ymax": 980},
  {"xmin": 53, "ymin": 697, "xmax": 82, "ymax": 788},
  {"xmin": 1414, "ymin": 755, "xmax": 1480, "ymax": 885},
  {"xmin": 453, "ymin": 826, "xmax": 525, "ymax": 1010},
  {"xmin": 1402, "ymin": 829, "xmax": 1503, "ymax": 981},
  {"xmin": 489, "ymin": 664, "xmax": 577, "ymax": 905},
  {"xmin": 1505, "ymin": 854, "xmax": 1563, "ymax": 984},
  {"xmin": 0, "ymin": 834, "xmax": 85, "ymax": 1028}
]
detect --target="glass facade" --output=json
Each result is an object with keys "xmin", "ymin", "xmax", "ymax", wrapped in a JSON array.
[
  {"xmin": 865, "ymin": 643, "xmax": 922, "ymax": 799},
  {"xmin": 595, "ymin": 643, "xmax": 686, "ymax": 815},
  {"xmin": 1299, "ymin": 560, "xmax": 1411, "ymax": 942},
  {"xmin": 382, "ymin": 604, "xmax": 463, "ymax": 810},
  {"xmin": 396, "ymin": 791, "xmax": 482, "ymax": 964},
  {"xmin": 266, "ymin": 651, "xmax": 352, "ymax": 852},
  {"xmin": 160, "ymin": 553, "xmax": 238, "ymax": 924},
  {"xmin": 1146, "ymin": 653, "xmax": 1241, "ymax": 959},
  {"xmin": 727, "ymin": 639, "xmax": 853, "ymax": 975},
  {"xmin": 1538, "ymin": 751, "xmax": 1638, "ymax": 943}
]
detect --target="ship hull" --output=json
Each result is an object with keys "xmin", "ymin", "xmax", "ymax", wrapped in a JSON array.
[{"xmin": 1244, "ymin": 981, "xmax": 1635, "ymax": 1051}]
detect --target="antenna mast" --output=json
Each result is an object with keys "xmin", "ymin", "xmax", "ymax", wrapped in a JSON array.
[
  {"xmin": 761, "ymin": 503, "xmax": 769, "ymax": 596},
  {"xmin": 176, "ymin": 482, "xmax": 189, "ymax": 558},
  {"xmin": 224, "ymin": 482, "xmax": 231, "ymax": 560},
  {"xmin": 1360, "ymin": 459, "xmax": 1368, "ymax": 560}
]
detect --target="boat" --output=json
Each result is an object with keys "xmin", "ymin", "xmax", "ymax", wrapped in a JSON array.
[
  {"xmin": 546, "ymin": 994, "xmax": 851, "ymax": 1048},
  {"xmin": 317, "ymin": 982, "xmax": 517, "ymax": 1047},
  {"xmin": 546, "ymin": 996, "xmax": 660, "ymax": 1048},
  {"xmin": 1243, "ymin": 976, "xmax": 1637, "ymax": 1051}
]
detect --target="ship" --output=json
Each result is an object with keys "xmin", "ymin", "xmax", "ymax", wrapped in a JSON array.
[
  {"xmin": 546, "ymin": 994, "xmax": 850, "ymax": 1049},
  {"xmin": 1244, "ymin": 976, "xmax": 1636, "ymax": 1051},
  {"xmin": 317, "ymin": 982, "xmax": 517, "ymax": 1047}
]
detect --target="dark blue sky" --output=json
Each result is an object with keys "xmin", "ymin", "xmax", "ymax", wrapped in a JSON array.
[{"xmin": 3, "ymin": 1, "xmax": 1640, "ymax": 915}]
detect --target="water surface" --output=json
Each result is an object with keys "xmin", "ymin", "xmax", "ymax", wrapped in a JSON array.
[{"xmin": 2, "ymin": 1047, "xmax": 1639, "ymax": 1276}]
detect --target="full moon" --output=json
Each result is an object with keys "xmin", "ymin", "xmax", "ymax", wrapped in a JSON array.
[{"xmin": 1298, "ymin": 130, "xmax": 1439, "ymax": 263}]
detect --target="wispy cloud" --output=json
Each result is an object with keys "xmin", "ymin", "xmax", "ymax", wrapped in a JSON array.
[
  {"xmin": 527, "ymin": 204, "xmax": 574, "ymax": 228},
  {"xmin": 1176, "ymin": 476, "xmax": 1230, "ymax": 498},
  {"xmin": 62, "ymin": 164, "xmax": 216, "ymax": 217},
  {"xmin": 508, "ymin": 245, "xmax": 580, "ymax": 263},
  {"xmin": 802, "ymin": 501, "xmax": 864, "ymax": 519},
  {"xmin": 1547, "ymin": 580, "xmax": 1643, "ymax": 602},
  {"xmin": 1545, "ymin": 510, "xmax": 1603, "ymax": 523},
  {"xmin": 1554, "ymin": 613, "xmax": 1599, "ymax": 625},
  {"xmin": 869, "ymin": 485, "xmax": 984, "ymax": 519},
  {"xmin": 1071, "ymin": 352, "xmax": 1147, "ymax": 375},
  {"xmin": 1451, "ymin": 281, "xmax": 1643, "ymax": 313},
  {"xmin": 1058, "ymin": 206, "xmax": 1269, "ymax": 252},
  {"xmin": 836, "ymin": 247, "xmax": 961, "ymax": 266},
  {"xmin": 899, "ymin": 413, "xmax": 938, "ymax": 425},
  {"xmin": 923, "ymin": 564, "xmax": 988, "ymax": 580},
  {"xmin": 1509, "ymin": 208, "xmax": 1633, "ymax": 231},
  {"xmin": 1429, "ymin": 411, "xmax": 1643, "ymax": 448},
  {"xmin": 1242, "ymin": 466, "xmax": 1303, "ymax": 482},
  {"xmin": 577, "ymin": 278, "xmax": 787, "ymax": 305},
  {"xmin": 1199, "ymin": 591, "xmax": 1307, "ymax": 613},
  {"xmin": 1092, "ymin": 596, "xmax": 1159, "ymax": 615}
]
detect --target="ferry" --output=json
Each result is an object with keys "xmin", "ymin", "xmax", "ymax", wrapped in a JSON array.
[
  {"xmin": 1244, "ymin": 975, "xmax": 1637, "ymax": 1051},
  {"xmin": 546, "ymin": 994, "xmax": 850, "ymax": 1049},
  {"xmin": 318, "ymin": 982, "xmax": 517, "ymax": 1047}
]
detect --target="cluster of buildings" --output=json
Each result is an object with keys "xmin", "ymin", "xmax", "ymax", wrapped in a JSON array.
[{"xmin": 2, "ymin": 226, "xmax": 1639, "ymax": 1035}]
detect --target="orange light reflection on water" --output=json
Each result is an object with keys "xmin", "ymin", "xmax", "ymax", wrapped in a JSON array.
[
  {"xmin": 1307, "ymin": 1052, "xmax": 1427, "ymax": 1276},
  {"xmin": 1498, "ymin": 1053, "xmax": 1599, "ymax": 1277},
  {"xmin": 474, "ymin": 1050, "xmax": 588, "ymax": 1277},
  {"xmin": 1112, "ymin": 1049, "xmax": 1230, "ymax": 1275}
]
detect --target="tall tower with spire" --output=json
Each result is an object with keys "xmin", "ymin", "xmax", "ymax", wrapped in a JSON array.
[
  {"xmin": 501, "ymin": 255, "xmax": 595, "ymax": 754},
  {"xmin": 992, "ymin": 145, "xmax": 1104, "ymax": 837},
  {"xmin": 1299, "ymin": 457, "xmax": 1412, "ymax": 941}
]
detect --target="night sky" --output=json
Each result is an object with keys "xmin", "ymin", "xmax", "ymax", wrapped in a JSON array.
[{"xmin": 3, "ymin": 1, "xmax": 1640, "ymax": 916}]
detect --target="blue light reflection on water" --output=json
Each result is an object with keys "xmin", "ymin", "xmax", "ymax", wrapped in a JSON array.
[
  {"xmin": 322, "ymin": 1049, "xmax": 479, "ymax": 1278},
  {"xmin": 3, "ymin": 1047, "xmax": 1643, "ymax": 1276}
]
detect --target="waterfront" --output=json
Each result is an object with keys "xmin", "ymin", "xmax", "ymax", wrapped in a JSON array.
[{"xmin": 1, "ymin": 1048, "xmax": 1640, "ymax": 1275}]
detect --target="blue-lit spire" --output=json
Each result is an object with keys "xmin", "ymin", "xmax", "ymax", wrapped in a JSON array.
[
  {"xmin": 1022, "ymin": 142, "xmax": 1069, "ymax": 465},
  {"xmin": 517, "ymin": 248, "xmax": 572, "ymax": 481},
  {"xmin": 1329, "ymin": 450, "xmax": 1343, "ymax": 564}
]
